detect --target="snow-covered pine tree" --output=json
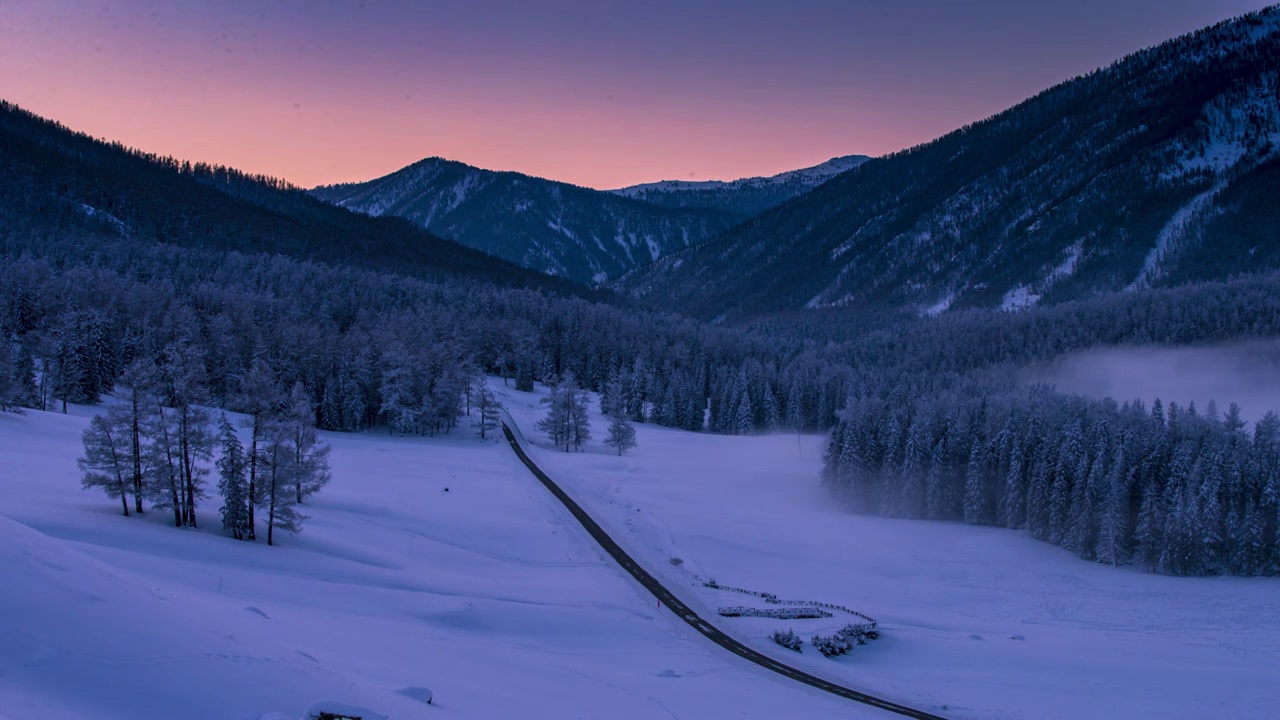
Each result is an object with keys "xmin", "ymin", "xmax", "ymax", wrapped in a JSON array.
[
  {"xmin": 215, "ymin": 414, "xmax": 251, "ymax": 540},
  {"xmin": 569, "ymin": 378, "xmax": 592, "ymax": 451},
  {"xmin": 1096, "ymin": 444, "xmax": 1130, "ymax": 567},
  {"xmin": 79, "ymin": 407, "xmax": 133, "ymax": 516},
  {"xmin": 999, "ymin": 436, "xmax": 1026, "ymax": 529},
  {"xmin": 1025, "ymin": 453, "xmax": 1053, "ymax": 539},
  {"xmin": 602, "ymin": 377, "xmax": 637, "ymax": 456},
  {"xmin": 963, "ymin": 439, "xmax": 988, "ymax": 525},
  {"xmin": 514, "ymin": 354, "xmax": 535, "ymax": 392},
  {"xmin": 1134, "ymin": 479, "xmax": 1165, "ymax": 570},
  {"xmin": 537, "ymin": 375, "xmax": 569, "ymax": 450}
]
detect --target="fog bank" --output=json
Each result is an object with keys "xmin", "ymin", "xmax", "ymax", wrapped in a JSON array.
[{"xmin": 1030, "ymin": 340, "xmax": 1280, "ymax": 423}]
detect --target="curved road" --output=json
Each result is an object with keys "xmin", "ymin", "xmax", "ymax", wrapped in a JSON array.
[{"xmin": 500, "ymin": 421, "xmax": 949, "ymax": 720}]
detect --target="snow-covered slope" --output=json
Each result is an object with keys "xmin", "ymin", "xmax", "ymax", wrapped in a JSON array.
[
  {"xmin": 0, "ymin": 406, "xmax": 871, "ymax": 720},
  {"xmin": 496, "ymin": 379, "xmax": 1280, "ymax": 720},
  {"xmin": 611, "ymin": 155, "xmax": 869, "ymax": 217}
]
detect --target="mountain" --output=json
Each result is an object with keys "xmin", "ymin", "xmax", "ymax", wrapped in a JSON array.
[
  {"xmin": 0, "ymin": 101, "xmax": 593, "ymax": 298},
  {"xmin": 620, "ymin": 7, "xmax": 1280, "ymax": 321},
  {"xmin": 311, "ymin": 158, "xmax": 742, "ymax": 284},
  {"xmin": 609, "ymin": 155, "xmax": 869, "ymax": 216}
]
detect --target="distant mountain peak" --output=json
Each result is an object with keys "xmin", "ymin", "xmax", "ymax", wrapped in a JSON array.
[{"xmin": 311, "ymin": 153, "xmax": 869, "ymax": 284}]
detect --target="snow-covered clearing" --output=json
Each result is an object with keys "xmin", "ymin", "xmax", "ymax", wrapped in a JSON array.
[
  {"xmin": 0, "ymin": 404, "xmax": 867, "ymax": 720},
  {"xmin": 497, "ymin": 380, "xmax": 1280, "ymax": 720}
]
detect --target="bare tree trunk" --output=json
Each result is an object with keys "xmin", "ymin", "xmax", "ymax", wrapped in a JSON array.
[
  {"xmin": 247, "ymin": 415, "xmax": 259, "ymax": 540},
  {"xmin": 107, "ymin": 427, "xmax": 129, "ymax": 517},
  {"xmin": 295, "ymin": 429, "xmax": 303, "ymax": 504},
  {"xmin": 159, "ymin": 408, "xmax": 182, "ymax": 527},
  {"xmin": 131, "ymin": 389, "xmax": 144, "ymax": 513},
  {"xmin": 180, "ymin": 406, "xmax": 197, "ymax": 528},
  {"xmin": 267, "ymin": 466, "xmax": 277, "ymax": 547}
]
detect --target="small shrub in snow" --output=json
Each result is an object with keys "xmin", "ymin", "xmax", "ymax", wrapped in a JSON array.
[
  {"xmin": 669, "ymin": 556, "xmax": 684, "ymax": 567},
  {"xmin": 811, "ymin": 633, "xmax": 852, "ymax": 657},
  {"xmin": 772, "ymin": 629, "xmax": 803, "ymax": 652},
  {"xmin": 837, "ymin": 622, "xmax": 879, "ymax": 644}
]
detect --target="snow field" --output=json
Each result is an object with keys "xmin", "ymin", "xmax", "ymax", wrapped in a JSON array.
[
  {"xmin": 495, "ymin": 379, "xmax": 1280, "ymax": 720},
  {"xmin": 0, "ymin": 404, "xmax": 872, "ymax": 720}
]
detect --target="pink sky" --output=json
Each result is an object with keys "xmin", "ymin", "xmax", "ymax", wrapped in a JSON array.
[{"xmin": 0, "ymin": 1, "xmax": 1269, "ymax": 189}]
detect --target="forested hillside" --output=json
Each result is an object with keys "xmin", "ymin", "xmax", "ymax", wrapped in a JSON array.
[
  {"xmin": 0, "ymin": 102, "xmax": 586, "ymax": 296},
  {"xmin": 312, "ymin": 158, "xmax": 739, "ymax": 284},
  {"xmin": 622, "ymin": 7, "xmax": 1280, "ymax": 320}
]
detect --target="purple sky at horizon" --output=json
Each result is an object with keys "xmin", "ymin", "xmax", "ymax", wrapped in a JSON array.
[{"xmin": 1, "ymin": 1, "xmax": 1271, "ymax": 189}]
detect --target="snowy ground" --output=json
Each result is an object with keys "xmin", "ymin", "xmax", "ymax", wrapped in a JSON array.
[
  {"xmin": 496, "ymin": 380, "xmax": 1280, "ymax": 720},
  {"xmin": 5, "ymin": 381, "xmax": 1278, "ymax": 720},
  {"xmin": 0, "ymin": 403, "xmax": 874, "ymax": 720}
]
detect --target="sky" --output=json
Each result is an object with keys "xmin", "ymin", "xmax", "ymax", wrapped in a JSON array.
[{"xmin": 0, "ymin": 1, "xmax": 1271, "ymax": 189}]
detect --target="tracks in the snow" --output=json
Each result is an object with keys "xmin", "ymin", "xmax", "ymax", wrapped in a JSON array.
[{"xmin": 499, "ymin": 421, "xmax": 950, "ymax": 720}]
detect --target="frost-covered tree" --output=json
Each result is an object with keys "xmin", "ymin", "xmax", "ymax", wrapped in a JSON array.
[
  {"xmin": 215, "ymin": 414, "xmax": 251, "ymax": 540},
  {"xmin": 157, "ymin": 343, "xmax": 213, "ymax": 528},
  {"xmin": 474, "ymin": 382, "xmax": 503, "ymax": 440},
  {"xmin": 602, "ymin": 377, "xmax": 637, "ymax": 456},
  {"xmin": 963, "ymin": 440, "xmax": 987, "ymax": 525},
  {"xmin": 286, "ymin": 382, "xmax": 331, "ymax": 503},
  {"xmin": 568, "ymin": 379, "xmax": 592, "ymax": 451},
  {"xmin": 259, "ymin": 419, "xmax": 304, "ymax": 546},
  {"xmin": 536, "ymin": 376, "xmax": 568, "ymax": 449},
  {"xmin": 79, "ymin": 408, "xmax": 133, "ymax": 516},
  {"xmin": 118, "ymin": 358, "xmax": 159, "ymax": 514},
  {"xmin": 233, "ymin": 356, "xmax": 284, "ymax": 540}
]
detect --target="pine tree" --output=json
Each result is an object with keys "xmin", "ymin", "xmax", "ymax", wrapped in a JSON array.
[
  {"xmin": 896, "ymin": 420, "xmax": 925, "ymax": 518},
  {"xmin": 0, "ymin": 338, "xmax": 21, "ymax": 412},
  {"xmin": 999, "ymin": 436, "xmax": 1026, "ymax": 529},
  {"xmin": 963, "ymin": 439, "xmax": 987, "ymax": 525},
  {"xmin": 1025, "ymin": 454, "xmax": 1053, "ymax": 539},
  {"xmin": 216, "ymin": 414, "xmax": 251, "ymax": 540},
  {"xmin": 1135, "ymin": 480, "xmax": 1165, "ymax": 570},
  {"xmin": 569, "ymin": 381, "xmax": 592, "ymax": 451},
  {"xmin": 602, "ymin": 377, "xmax": 637, "ymax": 456},
  {"xmin": 1096, "ymin": 444, "xmax": 1130, "ymax": 567},
  {"xmin": 79, "ymin": 408, "xmax": 133, "ymax": 516},
  {"xmin": 537, "ymin": 376, "xmax": 570, "ymax": 450}
]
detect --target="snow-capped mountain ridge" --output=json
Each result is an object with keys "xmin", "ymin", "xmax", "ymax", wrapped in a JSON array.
[
  {"xmin": 620, "ymin": 7, "xmax": 1280, "ymax": 320},
  {"xmin": 609, "ymin": 155, "xmax": 869, "ymax": 217},
  {"xmin": 613, "ymin": 155, "xmax": 867, "ymax": 195}
]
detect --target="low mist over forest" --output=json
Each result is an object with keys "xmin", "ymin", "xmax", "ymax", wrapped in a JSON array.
[{"xmin": 1035, "ymin": 341, "xmax": 1280, "ymax": 425}]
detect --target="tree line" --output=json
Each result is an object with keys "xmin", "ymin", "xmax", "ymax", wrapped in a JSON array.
[{"xmin": 825, "ymin": 385, "xmax": 1280, "ymax": 576}]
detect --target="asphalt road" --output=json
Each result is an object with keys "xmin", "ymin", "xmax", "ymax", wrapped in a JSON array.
[{"xmin": 500, "ymin": 421, "xmax": 950, "ymax": 720}]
